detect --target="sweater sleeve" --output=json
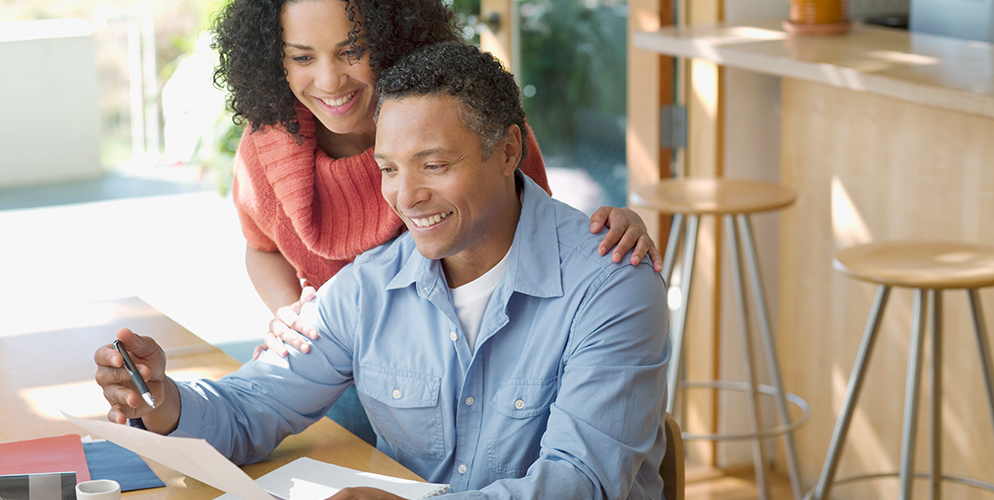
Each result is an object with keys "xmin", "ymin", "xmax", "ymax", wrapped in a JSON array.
[
  {"xmin": 520, "ymin": 121, "xmax": 552, "ymax": 196},
  {"xmin": 232, "ymin": 129, "xmax": 279, "ymax": 253}
]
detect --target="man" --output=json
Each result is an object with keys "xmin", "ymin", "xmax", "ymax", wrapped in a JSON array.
[{"xmin": 95, "ymin": 42, "xmax": 670, "ymax": 499}]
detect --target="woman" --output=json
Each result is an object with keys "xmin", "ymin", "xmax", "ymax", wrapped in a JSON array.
[{"xmin": 211, "ymin": 0, "xmax": 661, "ymax": 442}]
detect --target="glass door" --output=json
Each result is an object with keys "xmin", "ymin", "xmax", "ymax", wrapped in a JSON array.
[
  {"xmin": 452, "ymin": 0, "xmax": 630, "ymax": 214},
  {"xmin": 517, "ymin": 0, "xmax": 629, "ymax": 213}
]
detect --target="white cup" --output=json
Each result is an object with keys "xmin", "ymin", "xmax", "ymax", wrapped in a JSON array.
[{"xmin": 75, "ymin": 479, "xmax": 121, "ymax": 500}]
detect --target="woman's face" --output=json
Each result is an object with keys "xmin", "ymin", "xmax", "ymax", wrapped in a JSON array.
[{"xmin": 281, "ymin": 0, "xmax": 378, "ymax": 140}]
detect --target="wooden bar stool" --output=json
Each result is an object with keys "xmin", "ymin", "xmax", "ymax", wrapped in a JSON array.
[
  {"xmin": 631, "ymin": 178, "xmax": 809, "ymax": 500},
  {"xmin": 811, "ymin": 241, "xmax": 994, "ymax": 499}
]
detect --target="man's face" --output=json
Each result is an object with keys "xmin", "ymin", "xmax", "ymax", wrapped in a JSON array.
[{"xmin": 375, "ymin": 95, "xmax": 520, "ymax": 277}]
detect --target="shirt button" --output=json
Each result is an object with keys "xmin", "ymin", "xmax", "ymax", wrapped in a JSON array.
[
  {"xmin": 392, "ymin": 389, "xmax": 402, "ymax": 399},
  {"xmin": 458, "ymin": 464, "xmax": 468, "ymax": 474},
  {"xmin": 465, "ymin": 397, "xmax": 475, "ymax": 406},
  {"xmin": 449, "ymin": 331, "xmax": 458, "ymax": 342},
  {"xmin": 514, "ymin": 399, "xmax": 525, "ymax": 410}
]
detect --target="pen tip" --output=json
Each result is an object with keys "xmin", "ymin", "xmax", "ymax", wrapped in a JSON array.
[{"xmin": 143, "ymin": 393, "xmax": 156, "ymax": 409}]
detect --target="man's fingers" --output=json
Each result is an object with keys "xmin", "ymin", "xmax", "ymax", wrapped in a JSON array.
[
  {"xmin": 115, "ymin": 328, "xmax": 158, "ymax": 358},
  {"xmin": 94, "ymin": 343, "xmax": 122, "ymax": 369},
  {"xmin": 107, "ymin": 406, "xmax": 128, "ymax": 425},
  {"xmin": 328, "ymin": 487, "xmax": 406, "ymax": 500}
]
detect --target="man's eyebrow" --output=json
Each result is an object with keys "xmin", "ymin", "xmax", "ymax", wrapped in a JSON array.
[
  {"xmin": 373, "ymin": 148, "xmax": 453, "ymax": 161},
  {"xmin": 412, "ymin": 148, "xmax": 451, "ymax": 159}
]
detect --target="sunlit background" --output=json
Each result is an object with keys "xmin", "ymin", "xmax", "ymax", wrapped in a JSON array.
[{"xmin": 0, "ymin": 0, "xmax": 630, "ymax": 362}]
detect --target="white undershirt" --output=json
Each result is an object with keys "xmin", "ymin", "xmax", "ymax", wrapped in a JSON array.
[{"xmin": 449, "ymin": 249, "xmax": 511, "ymax": 352}]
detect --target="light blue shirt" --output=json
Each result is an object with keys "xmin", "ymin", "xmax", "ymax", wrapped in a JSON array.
[{"xmin": 173, "ymin": 173, "xmax": 670, "ymax": 499}]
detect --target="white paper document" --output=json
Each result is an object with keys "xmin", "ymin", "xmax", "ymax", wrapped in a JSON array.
[
  {"xmin": 62, "ymin": 410, "xmax": 275, "ymax": 500},
  {"xmin": 213, "ymin": 457, "xmax": 451, "ymax": 500},
  {"xmin": 61, "ymin": 411, "xmax": 450, "ymax": 500}
]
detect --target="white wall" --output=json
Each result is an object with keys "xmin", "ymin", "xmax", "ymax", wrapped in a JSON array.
[{"xmin": 0, "ymin": 19, "xmax": 102, "ymax": 188}]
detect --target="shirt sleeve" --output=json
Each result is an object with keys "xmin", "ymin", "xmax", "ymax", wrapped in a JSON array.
[
  {"xmin": 448, "ymin": 264, "xmax": 670, "ymax": 500},
  {"xmin": 170, "ymin": 266, "xmax": 362, "ymax": 465}
]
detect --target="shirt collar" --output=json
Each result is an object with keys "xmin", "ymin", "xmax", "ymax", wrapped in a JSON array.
[{"xmin": 387, "ymin": 171, "xmax": 563, "ymax": 299}]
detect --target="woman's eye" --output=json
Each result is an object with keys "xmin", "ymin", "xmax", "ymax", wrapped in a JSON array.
[
  {"xmin": 342, "ymin": 46, "xmax": 366, "ymax": 62},
  {"xmin": 290, "ymin": 55, "xmax": 312, "ymax": 63}
]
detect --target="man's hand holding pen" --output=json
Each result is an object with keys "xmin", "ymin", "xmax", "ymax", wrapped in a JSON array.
[{"xmin": 94, "ymin": 328, "xmax": 181, "ymax": 435}]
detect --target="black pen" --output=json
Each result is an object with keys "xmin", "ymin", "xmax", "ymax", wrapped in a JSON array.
[{"xmin": 112, "ymin": 339, "xmax": 156, "ymax": 409}]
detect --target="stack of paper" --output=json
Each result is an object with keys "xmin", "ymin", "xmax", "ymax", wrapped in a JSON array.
[
  {"xmin": 214, "ymin": 457, "xmax": 451, "ymax": 500},
  {"xmin": 61, "ymin": 411, "xmax": 450, "ymax": 500}
]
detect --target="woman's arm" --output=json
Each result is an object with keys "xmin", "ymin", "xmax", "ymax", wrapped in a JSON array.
[
  {"xmin": 245, "ymin": 245, "xmax": 317, "ymax": 357},
  {"xmin": 245, "ymin": 245, "xmax": 301, "ymax": 313}
]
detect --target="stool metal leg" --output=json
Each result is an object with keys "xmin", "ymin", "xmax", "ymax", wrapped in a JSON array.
[
  {"xmin": 899, "ymin": 288, "xmax": 928, "ymax": 499},
  {"xmin": 738, "ymin": 214, "xmax": 804, "ymax": 500},
  {"xmin": 967, "ymin": 289, "xmax": 994, "ymax": 438},
  {"xmin": 930, "ymin": 290, "xmax": 942, "ymax": 500},
  {"xmin": 813, "ymin": 285, "xmax": 892, "ymax": 500},
  {"xmin": 667, "ymin": 215, "xmax": 699, "ymax": 415},
  {"xmin": 661, "ymin": 213, "xmax": 684, "ymax": 283},
  {"xmin": 725, "ymin": 215, "xmax": 772, "ymax": 500}
]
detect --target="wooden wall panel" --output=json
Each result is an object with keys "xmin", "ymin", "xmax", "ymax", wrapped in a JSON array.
[
  {"xmin": 678, "ymin": 0, "xmax": 725, "ymax": 466},
  {"xmin": 780, "ymin": 77, "xmax": 994, "ymax": 497}
]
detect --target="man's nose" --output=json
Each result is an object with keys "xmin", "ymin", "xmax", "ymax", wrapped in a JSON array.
[{"xmin": 396, "ymin": 172, "xmax": 429, "ymax": 210}]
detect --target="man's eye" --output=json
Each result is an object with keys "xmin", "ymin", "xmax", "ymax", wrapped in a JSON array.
[{"xmin": 425, "ymin": 164, "xmax": 445, "ymax": 170}]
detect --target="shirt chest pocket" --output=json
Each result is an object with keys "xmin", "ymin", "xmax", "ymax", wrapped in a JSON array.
[
  {"xmin": 487, "ymin": 379, "xmax": 558, "ymax": 477},
  {"xmin": 357, "ymin": 366, "xmax": 445, "ymax": 460}
]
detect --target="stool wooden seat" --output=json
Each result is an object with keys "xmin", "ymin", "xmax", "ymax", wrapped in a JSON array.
[
  {"xmin": 630, "ymin": 178, "xmax": 796, "ymax": 215},
  {"xmin": 811, "ymin": 240, "xmax": 994, "ymax": 499},
  {"xmin": 835, "ymin": 241, "xmax": 994, "ymax": 289},
  {"xmin": 632, "ymin": 177, "xmax": 807, "ymax": 500}
]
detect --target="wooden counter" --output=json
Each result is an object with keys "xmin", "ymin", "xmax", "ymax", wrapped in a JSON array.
[
  {"xmin": 634, "ymin": 20, "xmax": 994, "ymax": 499},
  {"xmin": 633, "ymin": 19, "xmax": 994, "ymax": 118}
]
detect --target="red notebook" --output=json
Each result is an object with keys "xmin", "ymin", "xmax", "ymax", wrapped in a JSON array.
[{"xmin": 0, "ymin": 434, "xmax": 91, "ymax": 483}]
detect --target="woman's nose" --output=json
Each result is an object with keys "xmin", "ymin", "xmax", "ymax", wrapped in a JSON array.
[{"xmin": 314, "ymin": 60, "xmax": 347, "ymax": 92}]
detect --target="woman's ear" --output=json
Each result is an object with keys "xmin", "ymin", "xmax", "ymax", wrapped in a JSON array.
[{"xmin": 500, "ymin": 124, "xmax": 523, "ymax": 177}]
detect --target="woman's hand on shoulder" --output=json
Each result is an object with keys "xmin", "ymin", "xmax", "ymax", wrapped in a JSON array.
[
  {"xmin": 253, "ymin": 286, "xmax": 319, "ymax": 359},
  {"xmin": 589, "ymin": 206, "xmax": 663, "ymax": 272}
]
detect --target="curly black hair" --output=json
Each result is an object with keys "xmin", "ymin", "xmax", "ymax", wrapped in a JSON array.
[
  {"xmin": 376, "ymin": 42, "xmax": 529, "ymax": 163},
  {"xmin": 210, "ymin": 0, "xmax": 461, "ymax": 137}
]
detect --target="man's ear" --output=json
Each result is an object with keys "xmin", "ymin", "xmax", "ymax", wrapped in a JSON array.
[{"xmin": 500, "ymin": 124, "xmax": 523, "ymax": 177}]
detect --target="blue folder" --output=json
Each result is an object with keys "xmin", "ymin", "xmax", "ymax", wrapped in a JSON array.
[{"xmin": 82, "ymin": 440, "xmax": 165, "ymax": 492}]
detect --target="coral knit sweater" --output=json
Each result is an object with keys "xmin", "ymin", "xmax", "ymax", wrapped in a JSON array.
[{"xmin": 232, "ymin": 106, "xmax": 551, "ymax": 289}]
